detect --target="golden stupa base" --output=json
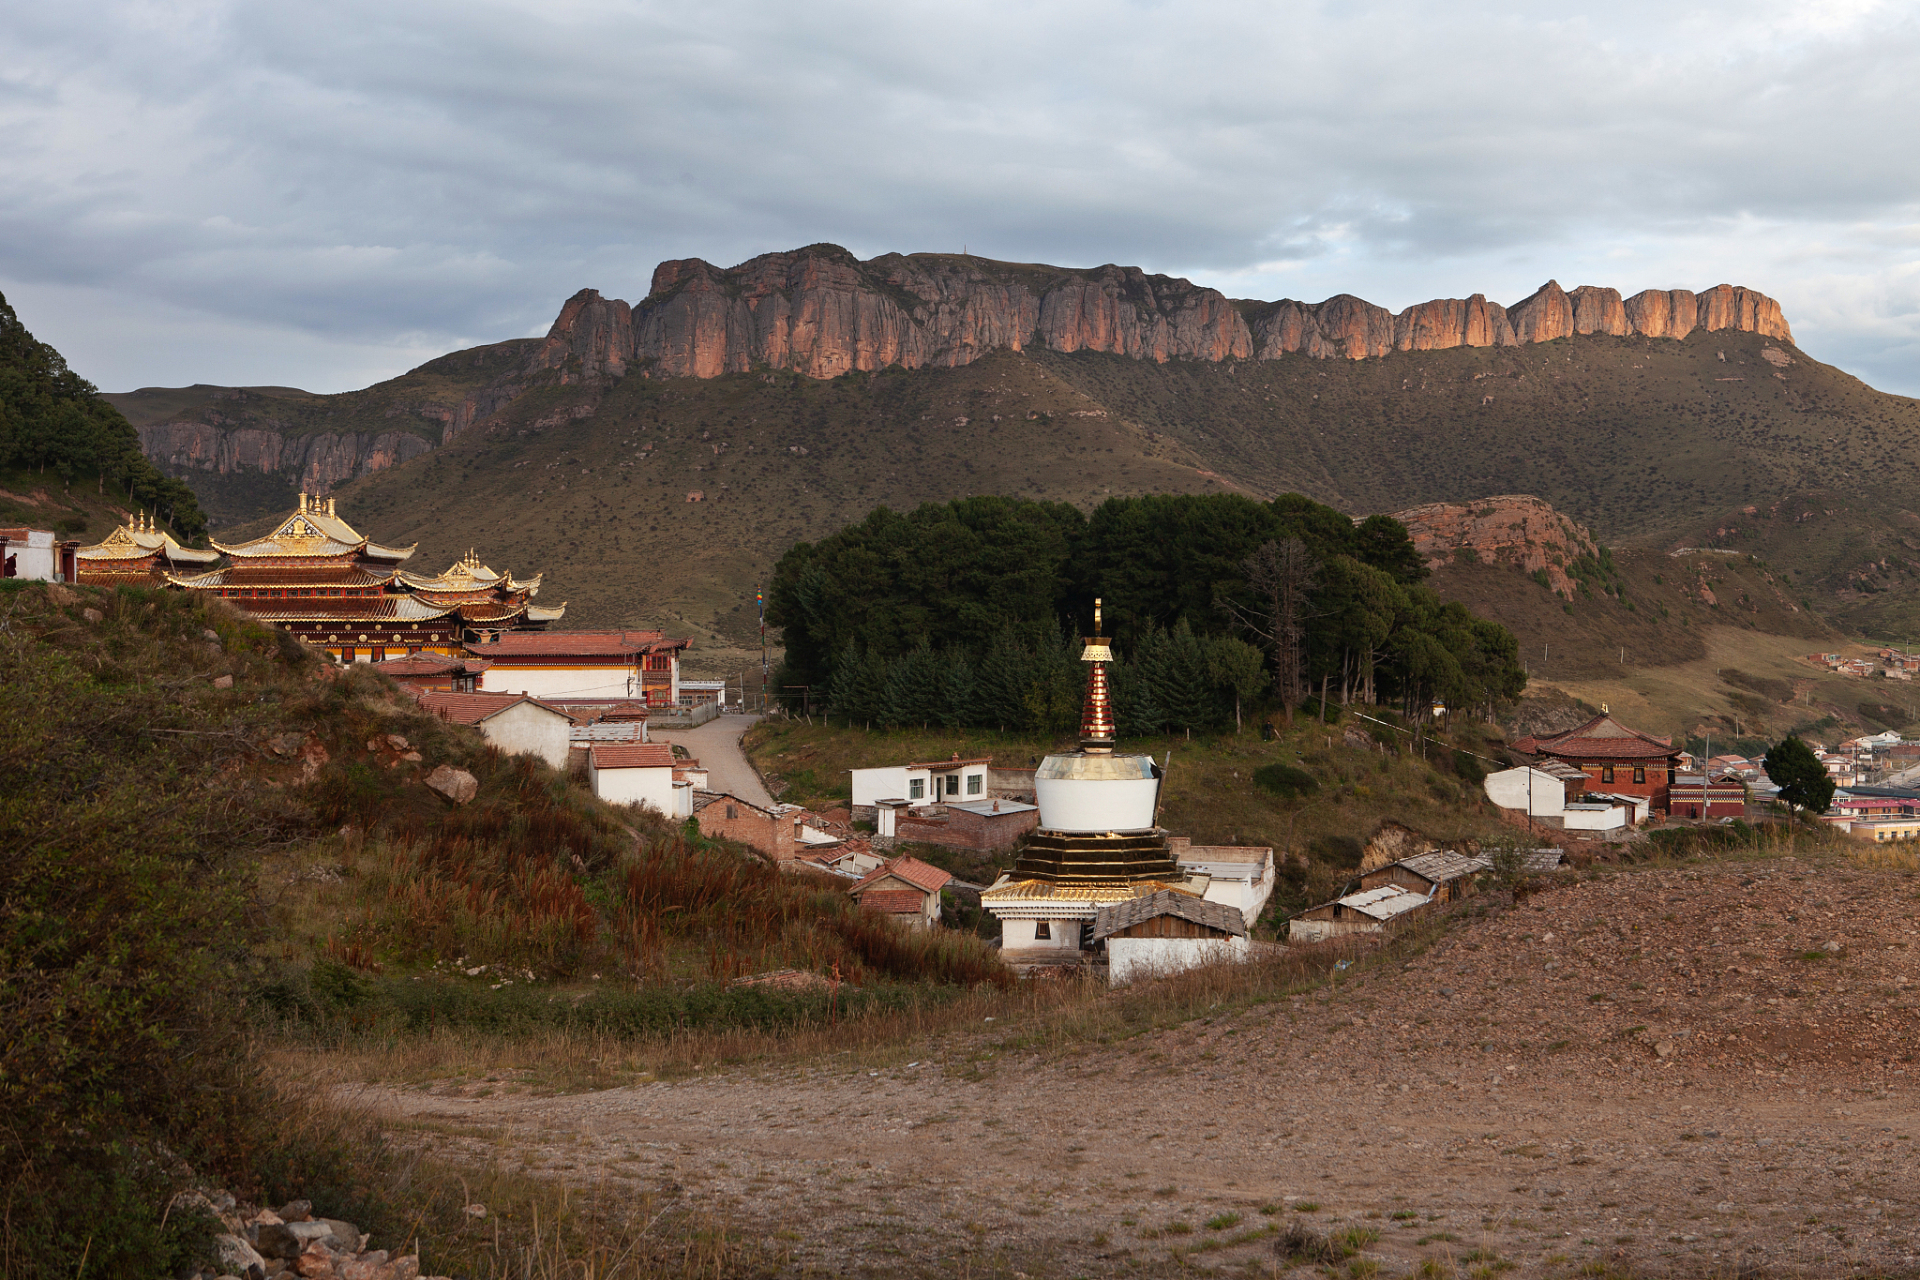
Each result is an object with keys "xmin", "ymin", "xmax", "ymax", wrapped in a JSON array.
[{"xmin": 1008, "ymin": 828, "xmax": 1183, "ymax": 886}]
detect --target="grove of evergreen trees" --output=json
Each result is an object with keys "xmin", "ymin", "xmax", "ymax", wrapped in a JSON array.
[
  {"xmin": 0, "ymin": 291, "xmax": 207, "ymax": 539},
  {"xmin": 770, "ymin": 492, "xmax": 1527, "ymax": 732}
]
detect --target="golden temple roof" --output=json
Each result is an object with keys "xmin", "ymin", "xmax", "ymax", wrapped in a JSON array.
[
  {"xmin": 76, "ymin": 513, "xmax": 220, "ymax": 564},
  {"xmin": 212, "ymin": 494, "xmax": 416, "ymax": 562},
  {"xmin": 979, "ymin": 877, "xmax": 1198, "ymax": 904}
]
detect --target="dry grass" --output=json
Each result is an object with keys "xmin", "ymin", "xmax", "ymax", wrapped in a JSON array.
[{"xmin": 278, "ymin": 930, "xmax": 1396, "ymax": 1093}]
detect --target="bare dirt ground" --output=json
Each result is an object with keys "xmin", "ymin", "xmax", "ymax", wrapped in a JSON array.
[{"xmin": 355, "ymin": 857, "xmax": 1920, "ymax": 1277}]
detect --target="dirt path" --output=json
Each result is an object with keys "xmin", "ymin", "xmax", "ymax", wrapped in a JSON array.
[
  {"xmin": 358, "ymin": 863, "xmax": 1920, "ymax": 1277},
  {"xmin": 653, "ymin": 713, "xmax": 773, "ymax": 808}
]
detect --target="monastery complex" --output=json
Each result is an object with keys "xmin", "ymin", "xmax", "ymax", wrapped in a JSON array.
[{"xmin": 73, "ymin": 495, "xmax": 689, "ymax": 706}]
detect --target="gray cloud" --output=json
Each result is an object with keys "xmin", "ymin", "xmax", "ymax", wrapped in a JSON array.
[{"xmin": 3, "ymin": 0, "xmax": 1919, "ymax": 391}]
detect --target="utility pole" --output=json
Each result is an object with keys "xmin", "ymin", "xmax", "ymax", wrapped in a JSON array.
[{"xmin": 757, "ymin": 590, "xmax": 768, "ymax": 712}]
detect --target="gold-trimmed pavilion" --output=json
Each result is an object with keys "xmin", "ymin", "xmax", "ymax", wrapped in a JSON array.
[{"xmin": 77, "ymin": 494, "xmax": 564, "ymax": 661}]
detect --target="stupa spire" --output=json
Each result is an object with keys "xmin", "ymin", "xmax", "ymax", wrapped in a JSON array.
[{"xmin": 1079, "ymin": 597, "xmax": 1115, "ymax": 753}]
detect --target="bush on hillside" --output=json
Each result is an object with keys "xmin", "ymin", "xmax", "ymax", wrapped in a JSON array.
[{"xmin": 1252, "ymin": 762, "xmax": 1320, "ymax": 800}]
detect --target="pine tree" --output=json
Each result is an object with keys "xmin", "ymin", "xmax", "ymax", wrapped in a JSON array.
[
  {"xmin": 1763, "ymin": 735, "xmax": 1835, "ymax": 814},
  {"xmin": 975, "ymin": 627, "xmax": 1033, "ymax": 732},
  {"xmin": 939, "ymin": 650, "xmax": 981, "ymax": 729},
  {"xmin": 1158, "ymin": 618, "xmax": 1218, "ymax": 734},
  {"xmin": 883, "ymin": 644, "xmax": 944, "ymax": 729}
]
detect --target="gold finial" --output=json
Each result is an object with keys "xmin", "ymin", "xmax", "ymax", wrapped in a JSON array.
[{"xmin": 1094, "ymin": 597, "xmax": 1102, "ymax": 635}]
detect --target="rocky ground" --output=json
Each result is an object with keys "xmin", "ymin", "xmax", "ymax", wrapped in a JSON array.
[{"xmin": 351, "ymin": 857, "xmax": 1920, "ymax": 1278}]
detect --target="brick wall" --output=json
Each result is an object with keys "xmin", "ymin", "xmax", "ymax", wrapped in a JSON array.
[
  {"xmin": 697, "ymin": 800, "xmax": 796, "ymax": 862},
  {"xmin": 895, "ymin": 805, "xmax": 1037, "ymax": 851}
]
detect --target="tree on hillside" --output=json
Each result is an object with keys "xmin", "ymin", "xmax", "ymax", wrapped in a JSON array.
[
  {"xmin": 0, "ymin": 291, "xmax": 208, "ymax": 540},
  {"xmin": 1231, "ymin": 537, "xmax": 1320, "ymax": 708},
  {"xmin": 1763, "ymin": 736, "xmax": 1835, "ymax": 815},
  {"xmin": 1205, "ymin": 635, "xmax": 1267, "ymax": 730}
]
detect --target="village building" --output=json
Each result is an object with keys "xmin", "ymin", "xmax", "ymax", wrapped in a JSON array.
[
  {"xmin": 1669, "ymin": 771, "xmax": 1748, "ymax": 820},
  {"xmin": 1482, "ymin": 765, "xmax": 1570, "ymax": 821},
  {"xmin": 79, "ymin": 495, "xmax": 563, "ymax": 660},
  {"xmin": 1094, "ymin": 891, "xmax": 1249, "ymax": 984},
  {"xmin": 877, "ymin": 796, "xmax": 1040, "ymax": 852},
  {"xmin": 1358, "ymin": 850, "xmax": 1490, "ymax": 904},
  {"xmin": 3, "ymin": 526, "xmax": 81, "ymax": 582},
  {"xmin": 694, "ymin": 791, "xmax": 797, "ymax": 862},
  {"xmin": 849, "ymin": 856, "xmax": 954, "ymax": 928},
  {"xmin": 980, "ymin": 601, "xmax": 1263, "ymax": 979},
  {"xmin": 1288, "ymin": 884, "xmax": 1430, "ymax": 943},
  {"xmin": 850, "ymin": 756, "xmax": 993, "ymax": 815},
  {"xmin": 72, "ymin": 513, "xmax": 216, "ymax": 585},
  {"xmin": 468, "ymin": 630, "xmax": 689, "ymax": 706},
  {"xmin": 1512, "ymin": 710, "xmax": 1682, "ymax": 813},
  {"xmin": 414, "ymin": 690, "xmax": 575, "ymax": 770},
  {"xmin": 1845, "ymin": 816, "xmax": 1920, "ymax": 843},
  {"xmin": 1165, "ymin": 838, "xmax": 1277, "ymax": 922},
  {"xmin": 585, "ymin": 742, "xmax": 681, "ymax": 814},
  {"xmin": 373, "ymin": 651, "xmax": 493, "ymax": 693}
]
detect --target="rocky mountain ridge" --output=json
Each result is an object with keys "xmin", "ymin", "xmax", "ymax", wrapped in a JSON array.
[{"xmin": 536, "ymin": 243, "xmax": 1795, "ymax": 381}]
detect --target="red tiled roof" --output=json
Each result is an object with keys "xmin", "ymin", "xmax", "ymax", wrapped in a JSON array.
[
  {"xmin": 906, "ymin": 756, "xmax": 992, "ymax": 771},
  {"xmin": 856, "ymin": 888, "xmax": 926, "ymax": 915},
  {"xmin": 850, "ymin": 855, "xmax": 952, "ymax": 896},
  {"xmin": 1518, "ymin": 712, "xmax": 1675, "ymax": 761},
  {"xmin": 589, "ymin": 742, "xmax": 675, "ymax": 769},
  {"xmin": 415, "ymin": 691, "xmax": 573, "ymax": 725},
  {"xmin": 467, "ymin": 630, "xmax": 688, "ymax": 658}
]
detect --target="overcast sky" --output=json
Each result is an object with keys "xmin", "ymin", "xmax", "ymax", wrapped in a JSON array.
[{"xmin": 5, "ymin": 0, "xmax": 1919, "ymax": 395}]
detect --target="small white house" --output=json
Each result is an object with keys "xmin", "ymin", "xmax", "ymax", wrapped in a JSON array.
[
  {"xmin": 1483, "ymin": 766, "xmax": 1567, "ymax": 819},
  {"xmin": 1095, "ymin": 891, "xmax": 1249, "ymax": 984},
  {"xmin": 0, "ymin": 527, "xmax": 67, "ymax": 582},
  {"xmin": 415, "ymin": 691, "xmax": 575, "ymax": 771},
  {"xmin": 1168, "ymin": 839, "xmax": 1276, "ymax": 924},
  {"xmin": 850, "ymin": 756, "xmax": 991, "ymax": 810},
  {"xmin": 586, "ymin": 742, "xmax": 678, "ymax": 814},
  {"xmin": 1562, "ymin": 800, "xmax": 1630, "ymax": 831}
]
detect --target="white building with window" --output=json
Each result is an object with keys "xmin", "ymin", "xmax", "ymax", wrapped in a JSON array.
[{"xmin": 849, "ymin": 755, "xmax": 991, "ymax": 813}]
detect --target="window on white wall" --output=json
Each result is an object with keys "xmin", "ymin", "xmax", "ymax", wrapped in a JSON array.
[
  {"xmin": 945, "ymin": 775, "xmax": 959, "ymax": 796},
  {"xmin": 909, "ymin": 778, "xmax": 925, "ymax": 799},
  {"xmin": 967, "ymin": 774, "xmax": 983, "ymax": 795},
  {"xmin": 1034, "ymin": 921, "xmax": 1051, "ymax": 940}
]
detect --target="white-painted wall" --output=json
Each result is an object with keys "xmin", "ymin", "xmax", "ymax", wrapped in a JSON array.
[
  {"xmin": 480, "ymin": 663, "xmax": 641, "ymax": 700},
  {"xmin": 929, "ymin": 765, "xmax": 989, "ymax": 802},
  {"xmin": 851, "ymin": 766, "xmax": 933, "ymax": 807},
  {"xmin": 1483, "ymin": 767, "xmax": 1566, "ymax": 818},
  {"xmin": 999, "ymin": 917, "xmax": 1082, "ymax": 949},
  {"xmin": 477, "ymin": 701, "xmax": 572, "ymax": 770},
  {"xmin": 1562, "ymin": 803, "xmax": 1628, "ymax": 831},
  {"xmin": 1107, "ymin": 936, "xmax": 1248, "ymax": 985},
  {"xmin": 590, "ymin": 761, "xmax": 676, "ymax": 813},
  {"xmin": 3, "ymin": 529, "xmax": 57, "ymax": 582},
  {"xmin": 1033, "ymin": 775, "xmax": 1159, "ymax": 832}
]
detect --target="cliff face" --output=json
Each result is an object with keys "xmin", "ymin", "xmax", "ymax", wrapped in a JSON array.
[
  {"xmin": 139, "ymin": 421, "xmax": 435, "ymax": 494},
  {"xmin": 1389, "ymin": 494, "xmax": 1600, "ymax": 596},
  {"xmin": 539, "ymin": 244, "xmax": 1799, "ymax": 382}
]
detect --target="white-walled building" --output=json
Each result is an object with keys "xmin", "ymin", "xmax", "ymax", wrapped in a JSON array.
[
  {"xmin": 586, "ymin": 742, "xmax": 678, "ymax": 814},
  {"xmin": 1, "ymin": 527, "xmax": 75, "ymax": 583},
  {"xmin": 1483, "ymin": 766, "xmax": 1568, "ymax": 819},
  {"xmin": 415, "ymin": 691, "xmax": 574, "ymax": 770},
  {"xmin": 850, "ymin": 756, "xmax": 991, "ymax": 811},
  {"xmin": 1096, "ymin": 891, "xmax": 1250, "ymax": 985},
  {"xmin": 469, "ymin": 630, "xmax": 689, "ymax": 706},
  {"xmin": 1167, "ymin": 839, "xmax": 1276, "ymax": 924}
]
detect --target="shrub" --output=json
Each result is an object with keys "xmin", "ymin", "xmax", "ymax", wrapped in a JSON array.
[{"xmin": 1253, "ymin": 762, "xmax": 1320, "ymax": 799}]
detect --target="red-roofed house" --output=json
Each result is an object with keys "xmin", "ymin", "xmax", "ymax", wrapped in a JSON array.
[
  {"xmin": 587, "ymin": 742, "xmax": 687, "ymax": 815},
  {"xmin": 374, "ymin": 651, "xmax": 493, "ymax": 693},
  {"xmin": 849, "ymin": 856, "xmax": 954, "ymax": 928},
  {"xmin": 467, "ymin": 630, "xmax": 690, "ymax": 706},
  {"xmin": 415, "ymin": 691, "xmax": 574, "ymax": 769},
  {"xmin": 1512, "ymin": 711, "xmax": 1682, "ymax": 813}
]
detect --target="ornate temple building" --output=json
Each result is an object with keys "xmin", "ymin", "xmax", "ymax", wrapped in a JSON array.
[
  {"xmin": 980, "ymin": 601, "xmax": 1272, "ymax": 980},
  {"xmin": 76, "ymin": 494, "xmax": 564, "ymax": 662},
  {"xmin": 73, "ymin": 512, "xmax": 220, "ymax": 584}
]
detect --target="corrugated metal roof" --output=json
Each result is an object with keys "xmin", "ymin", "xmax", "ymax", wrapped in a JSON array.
[
  {"xmin": 1092, "ymin": 890, "xmax": 1246, "ymax": 941},
  {"xmin": 1336, "ymin": 885, "xmax": 1430, "ymax": 921},
  {"xmin": 1395, "ymin": 851, "xmax": 1492, "ymax": 883}
]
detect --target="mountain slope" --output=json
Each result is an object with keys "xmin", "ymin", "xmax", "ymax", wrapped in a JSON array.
[{"xmin": 102, "ymin": 245, "xmax": 1920, "ymax": 665}]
